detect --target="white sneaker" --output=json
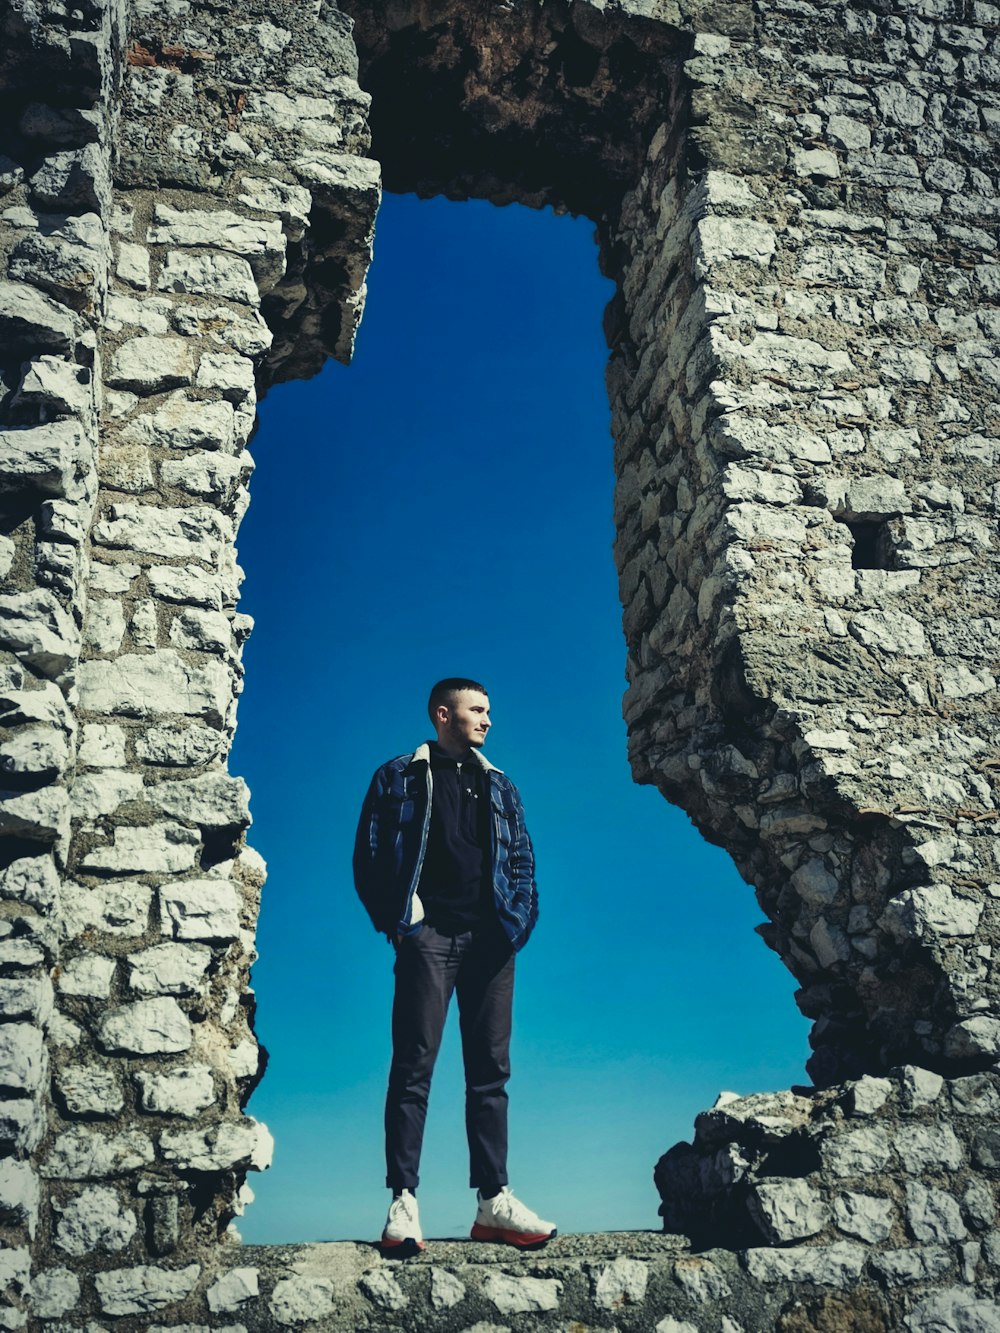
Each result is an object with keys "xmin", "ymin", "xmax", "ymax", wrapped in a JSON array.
[
  {"xmin": 381, "ymin": 1190, "xmax": 425, "ymax": 1255},
  {"xmin": 471, "ymin": 1187, "xmax": 556, "ymax": 1248}
]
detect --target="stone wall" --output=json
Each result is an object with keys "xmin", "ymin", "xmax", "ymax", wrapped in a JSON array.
[{"xmin": 0, "ymin": 0, "xmax": 998, "ymax": 1325}]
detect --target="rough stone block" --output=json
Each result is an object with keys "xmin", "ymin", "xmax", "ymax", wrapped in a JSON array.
[
  {"xmin": 120, "ymin": 395, "xmax": 236, "ymax": 452},
  {"xmin": 148, "ymin": 773, "xmax": 250, "ymax": 828},
  {"xmin": 748, "ymin": 1178, "xmax": 828, "ymax": 1243},
  {"xmin": 41, "ymin": 1126, "xmax": 155, "ymax": 1179},
  {"xmin": 0, "ymin": 280, "xmax": 77, "ymax": 354},
  {"xmin": 96, "ymin": 997, "xmax": 192, "ymax": 1055},
  {"xmin": 93, "ymin": 503, "xmax": 229, "ymax": 562},
  {"xmin": 0, "ymin": 589, "xmax": 79, "ymax": 677},
  {"xmin": 94, "ymin": 1263, "xmax": 201, "ymax": 1316},
  {"xmin": 77, "ymin": 824, "xmax": 200, "ymax": 875},
  {"xmin": 77, "ymin": 723, "xmax": 127, "ymax": 769},
  {"xmin": 481, "ymin": 1273, "xmax": 562, "ymax": 1314},
  {"xmin": 53, "ymin": 1185, "xmax": 137, "ymax": 1255},
  {"xmin": 592, "ymin": 1256, "xmax": 648, "ymax": 1309},
  {"xmin": 135, "ymin": 1066, "xmax": 216, "ymax": 1118},
  {"xmin": 0, "ymin": 1160, "xmax": 39, "ymax": 1235},
  {"xmin": 135, "ymin": 724, "xmax": 223, "ymax": 767},
  {"xmin": 128, "ymin": 942, "xmax": 213, "ymax": 996},
  {"xmin": 0, "ymin": 1024, "xmax": 45, "ymax": 1094},
  {"xmin": 107, "ymin": 336, "xmax": 194, "ymax": 393},
  {"xmin": 56, "ymin": 952, "xmax": 115, "ymax": 998},
  {"xmin": 160, "ymin": 879, "xmax": 241, "ymax": 941},
  {"xmin": 78, "ymin": 651, "xmax": 233, "ymax": 722},
  {"xmin": 158, "ymin": 251, "xmax": 259, "ymax": 305},
  {"xmin": 60, "ymin": 882, "xmax": 154, "ymax": 938},
  {"xmin": 206, "ymin": 1266, "xmax": 259, "ymax": 1313},
  {"xmin": 54, "ymin": 1063, "xmax": 124, "ymax": 1118},
  {"xmin": 160, "ymin": 1119, "xmax": 273, "ymax": 1172},
  {"xmin": 30, "ymin": 1267, "xmax": 80, "ymax": 1320}
]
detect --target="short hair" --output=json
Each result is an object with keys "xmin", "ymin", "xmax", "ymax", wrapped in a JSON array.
[{"xmin": 428, "ymin": 677, "xmax": 488, "ymax": 722}]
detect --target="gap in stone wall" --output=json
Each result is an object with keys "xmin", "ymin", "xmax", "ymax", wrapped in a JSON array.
[{"xmin": 229, "ymin": 191, "xmax": 811, "ymax": 1245}]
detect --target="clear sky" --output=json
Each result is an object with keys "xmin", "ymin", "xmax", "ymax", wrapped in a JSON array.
[{"xmin": 232, "ymin": 191, "xmax": 811, "ymax": 1245}]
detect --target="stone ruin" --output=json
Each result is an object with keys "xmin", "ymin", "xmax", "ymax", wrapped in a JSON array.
[{"xmin": 0, "ymin": 0, "xmax": 999, "ymax": 1325}]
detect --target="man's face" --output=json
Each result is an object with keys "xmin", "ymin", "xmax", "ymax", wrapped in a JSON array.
[{"xmin": 441, "ymin": 690, "xmax": 491, "ymax": 750}]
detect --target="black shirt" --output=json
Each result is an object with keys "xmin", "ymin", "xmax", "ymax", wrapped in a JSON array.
[{"xmin": 418, "ymin": 742, "xmax": 493, "ymax": 933}]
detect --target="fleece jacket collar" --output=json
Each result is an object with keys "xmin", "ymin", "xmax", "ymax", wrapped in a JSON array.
[{"xmin": 410, "ymin": 740, "xmax": 502, "ymax": 774}]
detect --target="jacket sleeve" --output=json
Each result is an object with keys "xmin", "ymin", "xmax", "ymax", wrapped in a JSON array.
[
  {"xmin": 507, "ymin": 782, "xmax": 539, "ymax": 940},
  {"xmin": 353, "ymin": 765, "xmax": 393, "ymax": 934}
]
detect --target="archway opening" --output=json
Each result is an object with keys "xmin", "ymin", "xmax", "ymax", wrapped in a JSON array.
[{"xmin": 233, "ymin": 191, "xmax": 810, "ymax": 1243}]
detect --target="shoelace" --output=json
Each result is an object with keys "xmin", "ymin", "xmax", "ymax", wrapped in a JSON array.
[
  {"xmin": 491, "ymin": 1190, "xmax": 536, "ymax": 1227},
  {"xmin": 391, "ymin": 1194, "xmax": 418, "ymax": 1224}
]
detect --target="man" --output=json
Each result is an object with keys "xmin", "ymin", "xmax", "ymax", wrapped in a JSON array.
[{"xmin": 353, "ymin": 677, "xmax": 556, "ymax": 1255}]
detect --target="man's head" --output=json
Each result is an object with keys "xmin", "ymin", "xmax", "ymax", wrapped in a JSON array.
[{"xmin": 428, "ymin": 677, "xmax": 491, "ymax": 754}]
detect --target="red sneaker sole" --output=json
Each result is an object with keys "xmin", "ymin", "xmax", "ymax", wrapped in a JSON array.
[
  {"xmin": 470, "ymin": 1222, "xmax": 556, "ymax": 1248},
  {"xmin": 380, "ymin": 1235, "xmax": 425, "ymax": 1255}
]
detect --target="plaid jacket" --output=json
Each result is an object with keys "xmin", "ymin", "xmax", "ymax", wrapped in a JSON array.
[{"xmin": 353, "ymin": 741, "xmax": 538, "ymax": 951}]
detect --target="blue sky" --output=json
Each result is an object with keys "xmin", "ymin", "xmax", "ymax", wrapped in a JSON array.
[{"xmin": 232, "ymin": 192, "xmax": 810, "ymax": 1244}]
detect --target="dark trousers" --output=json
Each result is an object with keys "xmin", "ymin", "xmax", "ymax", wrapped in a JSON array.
[{"xmin": 385, "ymin": 920, "xmax": 515, "ymax": 1191}]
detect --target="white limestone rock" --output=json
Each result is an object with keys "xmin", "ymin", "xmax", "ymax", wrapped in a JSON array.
[
  {"xmin": 94, "ymin": 1263, "xmax": 201, "ymax": 1315},
  {"xmin": 159, "ymin": 250, "xmax": 259, "ymax": 305},
  {"xmin": 0, "ymin": 725, "xmax": 68, "ymax": 777},
  {"xmin": 96, "ymin": 997, "xmax": 191, "ymax": 1055},
  {"xmin": 130, "ymin": 600, "xmax": 159, "ymax": 649},
  {"xmin": 160, "ymin": 1120, "xmax": 273, "ymax": 1172},
  {"xmin": 895, "ymin": 1123, "xmax": 964, "ymax": 1172},
  {"xmin": 135, "ymin": 1065, "xmax": 216, "ymax": 1118},
  {"xmin": 0, "ymin": 1160, "xmax": 39, "ymax": 1235},
  {"xmin": 107, "ymin": 336, "xmax": 194, "ymax": 393},
  {"xmin": 60, "ymin": 882, "xmax": 154, "ymax": 939},
  {"xmin": 117, "ymin": 242, "xmax": 150, "ymax": 288},
  {"xmin": 42, "ymin": 1126, "xmax": 155, "ymax": 1179},
  {"xmin": 905, "ymin": 1288, "xmax": 1000, "ymax": 1330},
  {"xmin": 54, "ymin": 1185, "xmax": 137, "ymax": 1254},
  {"xmin": 832, "ymin": 1191, "xmax": 894, "ymax": 1242},
  {"xmin": 196, "ymin": 350, "xmax": 255, "ymax": 403},
  {"xmin": 57, "ymin": 953, "xmax": 115, "ymax": 998},
  {"xmin": 54, "ymin": 1063, "xmax": 124, "ymax": 1118},
  {"xmin": 128, "ymin": 942, "xmax": 212, "ymax": 996},
  {"xmin": 14, "ymin": 355, "xmax": 91, "ymax": 417},
  {"xmin": 0, "ymin": 856, "xmax": 58, "ymax": 913},
  {"xmin": 850, "ymin": 609, "xmax": 928, "ymax": 656},
  {"xmin": 655, "ymin": 1321, "xmax": 700, "ymax": 1333},
  {"xmin": 821, "ymin": 1125, "xmax": 892, "ymax": 1176},
  {"xmin": 881, "ymin": 885, "xmax": 982, "ymax": 942},
  {"xmin": 228, "ymin": 1037, "xmax": 259, "ymax": 1080},
  {"xmin": 360, "ymin": 1267, "xmax": 407, "ymax": 1312},
  {"xmin": 89, "ymin": 561, "xmax": 140, "ymax": 594},
  {"xmin": 592, "ymin": 1256, "xmax": 648, "ymax": 1310},
  {"xmin": 70, "ymin": 770, "xmax": 143, "ymax": 822},
  {"xmin": 93, "ymin": 502, "xmax": 229, "ymax": 562},
  {"xmin": 482, "ymin": 1273, "xmax": 562, "ymax": 1314},
  {"xmin": 206, "ymin": 1266, "xmax": 259, "ymax": 1313},
  {"xmin": 148, "ymin": 204, "xmax": 285, "ymax": 279},
  {"xmin": 148, "ymin": 773, "xmax": 250, "ymax": 827},
  {"xmin": 146, "ymin": 565, "xmax": 224, "ymax": 610},
  {"xmin": 30, "ymin": 1267, "xmax": 80, "ymax": 1319},
  {"xmin": 97, "ymin": 443, "xmax": 153, "ymax": 494},
  {"xmin": 850, "ymin": 1075, "xmax": 893, "ymax": 1116},
  {"xmin": 269, "ymin": 1275, "xmax": 337, "ymax": 1324},
  {"xmin": 944, "ymin": 1018, "xmax": 1000, "ymax": 1061},
  {"xmin": 77, "ymin": 823, "xmax": 200, "ymax": 875},
  {"xmin": 0, "ymin": 280, "xmax": 77, "ymax": 354},
  {"xmin": 900, "ymin": 1066, "xmax": 944, "ymax": 1111},
  {"xmin": 0, "ymin": 1098, "xmax": 46, "ymax": 1152},
  {"xmin": 428, "ymin": 1268, "xmax": 465, "ymax": 1310},
  {"xmin": 0, "ymin": 589, "xmax": 79, "ymax": 677},
  {"xmin": 77, "ymin": 723, "xmax": 126, "ymax": 769},
  {"xmin": 83, "ymin": 598, "xmax": 126, "ymax": 654},
  {"xmin": 162, "ymin": 451, "xmax": 244, "ymax": 502},
  {"xmin": 161, "ymin": 879, "xmax": 241, "ymax": 941},
  {"xmin": 0, "ymin": 977, "xmax": 52, "ymax": 1024},
  {"xmin": 0, "ymin": 784, "xmax": 68, "ymax": 843},
  {"xmin": 744, "ymin": 1241, "xmax": 865, "ymax": 1286},
  {"xmin": 121, "ymin": 394, "xmax": 236, "ymax": 452},
  {"xmin": 78, "ymin": 651, "xmax": 233, "ymax": 722},
  {"xmin": 135, "ymin": 724, "xmax": 222, "ymax": 767},
  {"xmin": 672, "ymin": 1256, "xmax": 731, "ymax": 1303},
  {"xmin": 906, "ymin": 1181, "xmax": 968, "ymax": 1244},
  {"xmin": 0, "ymin": 1024, "xmax": 45, "ymax": 1094},
  {"xmin": 748, "ymin": 1178, "xmax": 829, "ymax": 1243}
]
